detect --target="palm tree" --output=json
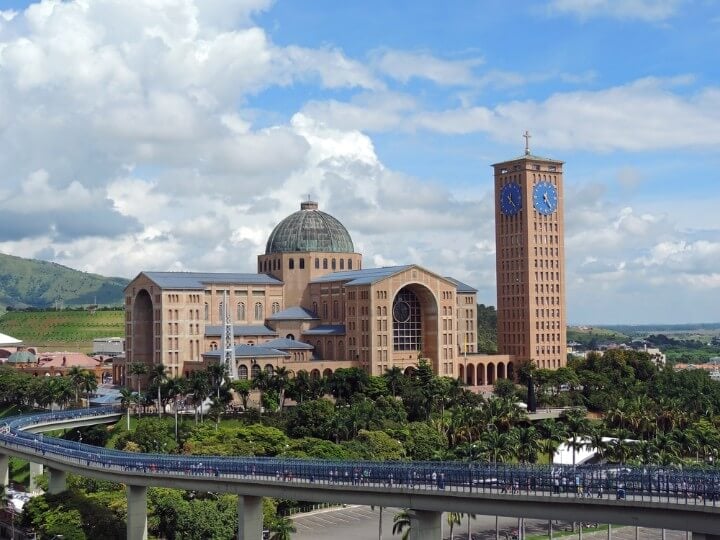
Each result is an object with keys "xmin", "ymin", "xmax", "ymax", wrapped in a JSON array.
[
  {"xmin": 515, "ymin": 426, "xmax": 542, "ymax": 464},
  {"xmin": 392, "ymin": 509, "xmax": 410, "ymax": 540},
  {"xmin": 119, "ymin": 388, "xmax": 134, "ymax": 430},
  {"xmin": 149, "ymin": 364, "xmax": 167, "ymax": 417},
  {"xmin": 383, "ymin": 366, "xmax": 405, "ymax": 398},
  {"xmin": 165, "ymin": 376, "xmax": 188, "ymax": 441},
  {"xmin": 288, "ymin": 370, "xmax": 311, "ymax": 404},
  {"xmin": 189, "ymin": 371, "xmax": 210, "ymax": 423},
  {"xmin": 80, "ymin": 371, "xmax": 97, "ymax": 407},
  {"xmin": 207, "ymin": 363, "xmax": 227, "ymax": 401},
  {"xmin": 208, "ymin": 397, "xmax": 224, "ymax": 431},
  {"xmin": 481, "ymin": 428, "xmax": 517, "ymax": 463},
  {"xmin": 269, "ymin": 515, "xmax": 296, "ymax": 540},
  {"xmin": 230, "ymin": 379, "xmax": 251, "ymax": 410},
  {"xmin": 562, "ymin": 408, "xmax": 590, "ymax": 467},
  {"xmin": 67, "ymin": 366, "xmax": 86, "ymax": 406},
  {"xmin": 51, "ymin": 377, "xmax": 74, "ymax": 410},
  {"xmin": 129, "ymin": 362, "xmax": 148, "ymax": 395},
  {"xmin": 538, "ymin": 419, "xmax": 568, "ymax": 464},
  {"xmin": 447, "ymin": 512, "xmax": 462, "ymax": 540},
  {"xmin": 273, "ymin": 366, "xmax": 291, "ymax": 411}
]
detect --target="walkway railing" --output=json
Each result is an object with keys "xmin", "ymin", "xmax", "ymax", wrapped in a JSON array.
[{"xmin": 1, "ymin": 407, "xmax": 720, "ymax": 508}]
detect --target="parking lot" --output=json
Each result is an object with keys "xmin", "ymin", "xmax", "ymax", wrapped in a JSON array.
[{"xmin": 291, "ymin": 506, "xmax": 689, "ymax": 540}]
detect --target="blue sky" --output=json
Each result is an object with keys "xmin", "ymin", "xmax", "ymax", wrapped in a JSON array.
[{"xmin": 0, "ymin": 0, "xmax": 718, "ymax": 324}]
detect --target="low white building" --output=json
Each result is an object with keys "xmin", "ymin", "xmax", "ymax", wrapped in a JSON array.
[{"xmin": 92, "ymin": 337, "xmax": 125, "ymax": 357}]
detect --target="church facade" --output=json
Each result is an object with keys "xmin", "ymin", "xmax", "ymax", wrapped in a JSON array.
[
  {"xmin": 116, "ymin": 200, "xmax": 516, "ymax": 386},
  {"xmin": 118, "ymin": 148, "xmax": 568, "ymax": 387}
]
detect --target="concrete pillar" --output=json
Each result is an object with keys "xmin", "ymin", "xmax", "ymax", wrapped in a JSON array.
[
  {"xmin": 126, "ymin": 484, "xmax": 148, "ymax": 540},
  {"xmin": 47, "ymin": 467, "xmax": 67, "ymax": 494},
  {"xmin": 237, "ymin": 495, "xmax": 263, "ymax": 540},
  {"xmin": 0, "ymin": 453, "xmax": 8, "ymax": 488},
  {"xmin": 29, "ymin": 462, "xmax": 43, "ymax": 492},
  {"xmin": 409, "ymin": 510, "xmax": 442, "ymax": 540},
  {"xmin": 608, "ymin": 524, "xmax": 612, "ymax": 540}
]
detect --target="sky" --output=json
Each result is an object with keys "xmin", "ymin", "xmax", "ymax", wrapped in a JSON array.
[{"xmin": 0, "ymin": 0, "xmax": 718, "ymax": 325}]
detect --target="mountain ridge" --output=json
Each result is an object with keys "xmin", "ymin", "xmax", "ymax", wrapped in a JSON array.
[{"xmin": 0, "ymin": 252, "xmax": 128, "ymax": 310}]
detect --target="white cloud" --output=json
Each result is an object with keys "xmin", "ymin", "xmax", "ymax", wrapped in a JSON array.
[
  {"xmin": 411, "ymin": 77, "xmax": 720, "ymax": 151},
  {"xmin": 372, "ymin": 49, "xmax": 483, "ymax": 86},
  {"xmin": 547, "ymin": 0, "xmax": 684, "ymax": 21}
]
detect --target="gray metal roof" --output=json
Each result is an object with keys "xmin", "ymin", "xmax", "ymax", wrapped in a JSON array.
[
  {"xmin": 204, "ymin": 325, "xmax": 277, "ymax": 337},
  {"xmin": 444, "ymin": 277, "xmax": 478, "ymax": 293},
  {"xmin": 311, "ymin": 265, "xmax": 411, "ymax": 286},
  {"xmin": 203, "ymin": 344, "xmax": 290, "ymax": 358},
  {"xmin": 265, "ymin": 201, "xmax": 354, "ymax": 254},
  {"xmin": 141, "ymin": 272, "xmax": 282, "ymax": 289},
  {"xmin": 302, "ymin": 325, "xmax": 346, "ymax": 336},
  {"xmin": 268, "ymin": 306, "xmax": 318, "ymax": 321},
  {"xmin": 262, "ymin": 338, "xmax": 314, "ymax": 350}
]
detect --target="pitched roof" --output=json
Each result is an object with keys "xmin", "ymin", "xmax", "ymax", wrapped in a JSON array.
[
  {"xmin": 37, "ymin": 352, "xmax": 100, "ymax": 368},
  {"xmin": 444, "ymin": 277, "xmax": 478, "ymax": 293},
  {"xmin": 138, "ymin": 271, "xmax": 282, "ymax": 290},
  {"xmin": 268, "ymin": 306, "xmax": 318, "ymax": 321},
  {"xmin": 203, "ymin": 344, "xmax": 290, "ymax": 358},
  {"xmin": 204, "ymin": 325, "xmax": 277, "ymax": 337},
  {"xmin": 262, "ymin": 338, "xmax": 314, "ymax": 350},
  {"xmin": 302, "ymin": 325, "xmax": 346, "ymax": 336},
  {"xmin": 311, "ymin": 265, "xmax": 412, "ymax": 286},
  {"xmin": 0, "ymin": 333, "xmax": 22, "ymax": 346}
]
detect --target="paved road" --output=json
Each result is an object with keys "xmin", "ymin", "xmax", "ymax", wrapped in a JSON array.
[{"xmin": 291, "ymin": 506, "xmax": 688, "ymax": 540}]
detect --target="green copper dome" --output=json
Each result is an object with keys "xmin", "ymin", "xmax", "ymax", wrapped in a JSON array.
[{"xmin": 265, "ymin": 201, "xmax": 354, "ymax": 254}]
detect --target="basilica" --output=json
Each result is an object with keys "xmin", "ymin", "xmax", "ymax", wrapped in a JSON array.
[{"xmin": 117, "ymin": 200, "xmax": 516, "ymax": 387}]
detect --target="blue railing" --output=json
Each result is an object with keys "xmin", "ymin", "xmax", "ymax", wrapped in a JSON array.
[{"xmin": 0, "ymin": 407, "xmax": 719, "ymax": 507}]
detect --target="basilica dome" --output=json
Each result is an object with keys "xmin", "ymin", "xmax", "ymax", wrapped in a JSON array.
[{"xmin": 265, "ymin": 201, "xmax": 354, "ymax": 254}]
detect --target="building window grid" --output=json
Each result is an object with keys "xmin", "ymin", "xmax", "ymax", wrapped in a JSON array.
[{"xmin": 393, "ymin": 288, "xmax": 422, "ymax": 351}]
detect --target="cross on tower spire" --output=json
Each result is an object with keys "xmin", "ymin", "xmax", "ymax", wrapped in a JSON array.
[{"xmin": 523, "ymin": 130, "xmax": 531, "ymax": 155}]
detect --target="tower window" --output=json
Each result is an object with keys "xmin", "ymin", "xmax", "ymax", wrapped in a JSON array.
[
  {"xmin": 299, "ymin": 258, "xmax": 305, "ymax": 269},
  {"xmin": 323, "ymin": 258, "xmax": 328, "ymax": 269},
  {"xmin": 315, "ymin": 258, "xmax": 320, "ymax": 269},
  {"xmin": 289, "ymin": 258, "xmax": 295, "ymax": 269}
]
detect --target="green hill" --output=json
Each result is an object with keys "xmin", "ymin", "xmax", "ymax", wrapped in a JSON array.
[
  {"xmin": 0, "ymin": 310, "xmax": 125, "ymax": 353},
  {"xmin": 0, "ymin": 252, "xmax": 128, "ymax": 310}
]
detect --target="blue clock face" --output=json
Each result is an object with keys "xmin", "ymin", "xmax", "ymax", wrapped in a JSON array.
[
  {"xmin": 500, "ymin": 183, "xmax": 522, "ymax": 216},
  {"xmin": 533, "ymin": 182, "xmax": 558, "ymax": 215}
]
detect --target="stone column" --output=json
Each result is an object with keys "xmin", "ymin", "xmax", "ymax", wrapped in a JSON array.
[
  {"xmin": 47, "ymin": 467, "xmax": 67, "ymax": 494},
  {"xmin": 126, "ymin": 484, "xmax": 148, "ymax": 540},
  {"xmin": 0, "ymin": 453, "xmax": 8, "ymax": 488},
  {"xmin": 237, "ymin": 495, "xmax": 263, "ymax": 540},
  {"xmin": 29, "ymin": 462, "xmax": 43, "ymax": 492},
  {"xmin": 409, "ymin": 510, "xmax": 442, "ymax": 540}
]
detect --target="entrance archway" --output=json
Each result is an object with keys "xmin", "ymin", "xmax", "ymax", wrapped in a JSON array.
[
  {"xmin": 466, "ymin": 363, "xmax": 475, "ymax": 385},
  {"xmin": 391, "ymin": 284, "xmax": 439, "ymax": 365},
  {"xmin": 131, "ymin": 289, "xmax": 154, "ymax": 366}
]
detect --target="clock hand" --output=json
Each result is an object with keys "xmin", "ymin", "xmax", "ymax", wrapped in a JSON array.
[
  {"xmin": 507, "ymin": 195, "xmax": 516, "ymax": 208},
  {"xmin": 543, "ymin": 192, "xmax": 551, "ymax": 208}
]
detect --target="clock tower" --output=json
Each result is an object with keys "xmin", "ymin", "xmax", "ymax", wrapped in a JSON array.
[{"xmin": 493, "ymin": 135, "xmax": 567, "ymax": 371}]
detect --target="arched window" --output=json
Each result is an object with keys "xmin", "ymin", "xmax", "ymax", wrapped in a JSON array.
[
  {"xmin": 312, "ymin": 302, "xmax": 318, "ymax": 315},
  {"xmin": 239, "ymin": 365, "xmax": 248, "ymax": 380},
  {"xmin": 333, "ymin": 301, "xmax": 339, "ymax": 319},
  {"xmin": 263, "ymin": 260, "xmax": 268, "ymax": 272},
  {"xmin": 315, "ymin": 258, "xmax": 320, "ymax": 269},
  {"xmin": 218, "ymin": 301, "xmax": 224, "ymax": 320},
  {"xmin": 265, "ymin": 364, "xmax": 274, "ymax": 374},
  {"xmin": 323, "ymin": 258, "xmax": 328, "ymax": 269},
  {"xmin": 340, "ymin": 258, "xmax": 345, "ymax": 270},
  {"xmin": 299, "ymin": 258, "xmax": 305, "ymax": 269},
  {"xmin": 251, "ymin": 364, "xmax": 261, "ymax": 379},
  {"xmin": 315, "ymin": 341, "xmax": 322, "ymax": 359},
  {"xmin": 237, "ymin": 302, "xmax": 246, "ymax": 321},
  {"xmin": 289, "ymin": 258, "xmax": 295, "ymax": 269},
  {"xmin": 204, "ymin": 303, "xmax": 209, "ymax": 321},
  {"xmin": 322, "ymin": 302, "xmax": 328, "ymax": 319},
  {"xmin": 272, "ymin": 302, "xmax": 280, "ymax": 314},
  {"xmin": 286, "ymin": 333, "xmax": 295, "ymax": 340},
  {"xmin": 348, "ymin": 258, "xmax": 353, "ymax": 269},
  {"xmin": 326, "ymin": 340, "xmax": 334, "ymax": 358},
  {"xmin": 338, "ymin": 340, "xmax": 345, "ymax": 360},
  {"xmin": 210, "ymin": 341, "xmax": 218, "ymax": 351},
  {"xmin": 254, "ymin": 302, "xmax": 263, "ymax": 320},
  {"xmin": 392, "ymin": 287, "xmax": 422, "ymax": 351},
  {"xmin": 332, "ymin": 258, "xmax": 336, "ymax": 270}
]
